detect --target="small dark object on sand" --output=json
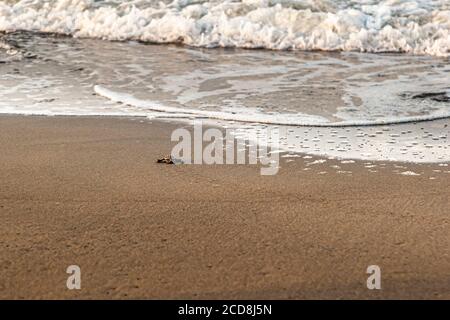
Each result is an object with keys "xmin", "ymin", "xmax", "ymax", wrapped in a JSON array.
[{"xmin": 157, "ymin": 155, "xmax": 174, "ymax": 164}]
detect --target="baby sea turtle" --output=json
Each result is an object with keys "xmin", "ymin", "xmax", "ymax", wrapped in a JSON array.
[{"xmin": 157, "ymin": 155, "xmax": 174, "ymax": 164}]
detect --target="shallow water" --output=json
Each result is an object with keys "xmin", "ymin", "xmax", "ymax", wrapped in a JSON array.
[
  {"xmin": 0, "ymin": 31, "xmax": 449, "ymax": 163},
  {"xmin": 1, "ymin": 31, "xmax": 450, "ymax": 124}
]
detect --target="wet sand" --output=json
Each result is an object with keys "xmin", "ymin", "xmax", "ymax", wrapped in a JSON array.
[{"xmin": 0, "ymin": 115, "xmax": 449, "ymax": 299}]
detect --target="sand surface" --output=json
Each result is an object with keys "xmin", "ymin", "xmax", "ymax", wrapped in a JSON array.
[{"xmin": 0, "ymin": 115, "xmax": 449, "ymax": 299}]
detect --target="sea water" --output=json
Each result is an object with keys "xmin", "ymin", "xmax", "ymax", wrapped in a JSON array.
[{"xmin": 0, "ymin": 0, "xmax": 449, "ymax": 163}]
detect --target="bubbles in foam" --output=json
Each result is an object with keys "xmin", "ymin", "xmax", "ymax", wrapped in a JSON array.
[{"xmin": 0, "ymin": 0, "xmax": 450, "ymax": 56}]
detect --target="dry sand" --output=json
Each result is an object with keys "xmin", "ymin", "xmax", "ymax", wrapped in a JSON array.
[{"xmin": 0, "ymin": 115, "xmax": 449, "ymax": 299}]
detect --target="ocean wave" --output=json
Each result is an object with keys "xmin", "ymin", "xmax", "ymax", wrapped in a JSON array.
[
  {"xmin": 1, "ymin": 0, "xmax": 450, "ymax": 56},
  {"xmin": 94, "ymin": 85, "xmax": 450, "ymax": 126}
]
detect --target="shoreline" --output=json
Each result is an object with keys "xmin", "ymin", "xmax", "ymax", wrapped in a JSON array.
[
  {"xmin": 0, "ymin": 115, "xmax": 449, "ymax": 299},
  {"xmin": 1, "ymin": 113, "xmax": 449, "ymax": 166}
]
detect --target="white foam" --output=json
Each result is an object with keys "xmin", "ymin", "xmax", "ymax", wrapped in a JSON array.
[
  {"xmin": 1, "ymin": 0, "xmax": 450, "ymax": 56},
  {"xmin": 94, "ymin": 85, "xmax": 336, "ymax": 125},
  {"xmin": 224, "ymin": 120, "xmax": 450, "ymax": 164},
  {"xmin": 94, "ymin": 85, "xmax": 450, "ymax": 127}
]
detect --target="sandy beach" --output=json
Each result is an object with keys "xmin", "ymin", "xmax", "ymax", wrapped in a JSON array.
[{"xmin": 0, "ymin": 115, "xmax": 448, "ymax": 299}]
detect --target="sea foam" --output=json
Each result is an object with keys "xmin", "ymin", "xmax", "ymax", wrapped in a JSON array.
[
  {"xmin": 1, "ymin": 0, "xmax": 450, "ymax": 56},
  {"xmin": 93, "ymin": 85, "xmax": 450, "ymax": 127}
]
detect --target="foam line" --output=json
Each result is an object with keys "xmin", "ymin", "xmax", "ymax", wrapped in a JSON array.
[{"xmin": 94, "ymin": 85, "xmax": 450, "ymax": 127}]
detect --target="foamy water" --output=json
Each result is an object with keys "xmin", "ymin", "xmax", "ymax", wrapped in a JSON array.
[
  {"xmin": 0, "ymin": 0, "xmax": 450, "ymax": 56},
  {"xmin": 0, "ymin": 3, "xmax": 449, "ymax": 164}
]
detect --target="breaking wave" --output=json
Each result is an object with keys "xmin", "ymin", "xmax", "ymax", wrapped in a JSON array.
[{"xmin": 1, "ymin": 0, "xmax": 450, "ymax": 56}]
